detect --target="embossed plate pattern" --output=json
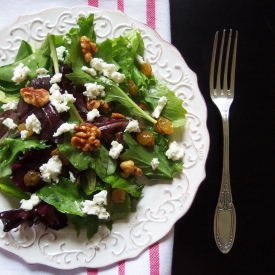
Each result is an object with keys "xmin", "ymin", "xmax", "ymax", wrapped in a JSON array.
[{"xmin": 0, "ymin": 6, "xmax": 209, "ymax": 269}]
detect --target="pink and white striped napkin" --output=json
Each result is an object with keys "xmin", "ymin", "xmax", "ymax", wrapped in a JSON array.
[{"xmin": 0, "ymin": 1, "xmax": 173, "ymax": 274}]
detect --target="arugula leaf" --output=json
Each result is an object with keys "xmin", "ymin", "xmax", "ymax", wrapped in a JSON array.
[
  {"xmin": 119, "ymin": 132, "xmax": 182, "ymax": 179},
  {"xmin": 36, "ymin": 177, "xmax": 84, "ymax": 216},
  {"xmin": 0, "ymin": 35, "xmax": 52, "ymax": 89},
  {"xmin": 70, "ymin": 215, "xmax": 99, "ymax": 239},
  {"xmin": 143, "ymin": 82, "xmax": 186, "ymax": 128},
  {"xmin": 0, "ymin": 138, "xmax": 49, "ymax": 177},
  {"xmin": 14, "ymin": 40, "xmax": 33, "ymax": 62},
  {"xmin": 103, "ymin": 174, "xmax": 143, "ymax": 197},
  {"xmin": 0, "ymin": 176, "xmax": 30, "ymax": 200}
]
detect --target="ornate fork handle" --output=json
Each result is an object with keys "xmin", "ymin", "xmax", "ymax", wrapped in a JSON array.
[{"xmin": 214, "ymin": 110, "xmax": 236, "ymax": 254}]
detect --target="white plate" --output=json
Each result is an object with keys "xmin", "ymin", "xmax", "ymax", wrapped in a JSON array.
[{"xmin": 0, "ymin": 6, "xmax": 209, "ymax": 269}]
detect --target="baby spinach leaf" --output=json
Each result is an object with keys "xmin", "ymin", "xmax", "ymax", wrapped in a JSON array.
[
  {"xmin": 37, "ymin": 177, "xmax": 84, "ymax": 217},
  {"xmin": 91, "ymin": 145, "xmax": 117, "ymax": 179},
  {"xmin": 58, "ymin": 134, "xmax": 93, "ymax": 171}
]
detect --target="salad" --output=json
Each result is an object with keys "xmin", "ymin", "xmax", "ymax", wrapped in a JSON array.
[{"xmin": 0, "ymin": 14, "xmax": 186, "ymax": 240}]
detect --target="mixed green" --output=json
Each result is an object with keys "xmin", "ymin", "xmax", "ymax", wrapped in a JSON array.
[{"xmin": 0, "ymin": 14, "xmax": 186, "ymax": 239}]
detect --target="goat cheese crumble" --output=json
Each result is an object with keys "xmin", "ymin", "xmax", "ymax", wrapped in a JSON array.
[
  {"xmin": 20, "ymin": 130, "xmax": 29, "ymax": 140},
  {"xmin": 1, "ymin": 100, "xmax": 18, "ymax": 111},
  {"xmin": 83, "ymin": 83, "xmax": 105, "ymax": 99},
  {"xmin": 82, "ymin": 66, "xmax": 97, "ymax": 76},
  {"xmin": 87, "ymin": 109, "xmax": 100, "ymax": 122},
  {"xmin": 2, "ymin": 118, "xmax": 18, "ymax": 130},
  {"xmin": 39, "ymin": 155, "xmax": 62, "ymax": 183},
  {"xmin": 50, "ymin": 73, "xmax": 62, "ymax": 84},
  {"xmin": 49, "ymin": 84, "xmax": 76, "ymax": 113},
  {"xmin": 20, "ymin": 193, "xmax": 41, "ymax": 211},
  {"xmin": 109, "ymin": 141, "xmax": 124, "ymax": 159},
  {"xmin": 82, "ymin": 190, "xmax": 110, "ymax": 220},
  {"xmin": 125, "ymin": 119, "xmax": 140, "ymax": 133},
  {"xmin": 151, "ymin": 158, "xmax": 160, "ymax": 170},
  {"xmin": 90, "ymin": 57, "xmax": 125, "ymax": 83},
  {"xmin": 165, "ymin": 141, "xmax": 184, "ymax": 161},
  {"xmin": 53, "ymin": 122, "xmax": 76, "ymax": 137},
  {"xmin": 26, "ymin": 114, "xmax": 42, "ymax": 134},
  {"xmin": 36, "ymin": 68, "xmax": 50, "ymax": 78},
  {"xmin": 56, "ymin": 46, "xmax": 67, "ymax": 62},
  {"xmin": 151, "ymin": 96, "xmax": 167, "ymax": 119},
  {"xmin": 12, "ymin": 63, "xmax": 30, "ymax": 84}
]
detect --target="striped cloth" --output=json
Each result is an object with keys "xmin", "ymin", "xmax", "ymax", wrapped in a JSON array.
[{"xmin": 0, "ymin": 1, "xmax": 173, "ymax": 274}]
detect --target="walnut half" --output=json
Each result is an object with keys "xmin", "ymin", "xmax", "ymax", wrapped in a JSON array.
[
  {"xmin": 71, "ymin": 123, "xmax": 101, "ymax": 152},
  {"xmin": 20, "ymin": 87, "xmax": 49, "ymax": 107}
]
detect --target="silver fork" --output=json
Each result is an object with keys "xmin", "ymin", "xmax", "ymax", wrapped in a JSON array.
[{"xmin": 210, "ymin": 29, "xmax": 238, "ymax": 254}]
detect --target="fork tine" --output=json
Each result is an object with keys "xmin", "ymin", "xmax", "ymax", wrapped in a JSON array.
[
  {"xmin": 210, "ymin": 31, "xmax": 218, "ymax": 92},
  {"xmin": 223, "ymin": 30, "xmax": 232, "ymax": 93},
  {"xmin": 230, "ymin": 31, "xmax": 238, "ymax": 95},
  {"xmin": 216, "ymin": 30, "xmax": 225, "ymax": 93}
]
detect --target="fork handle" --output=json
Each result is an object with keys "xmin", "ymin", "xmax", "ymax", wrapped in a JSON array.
[{"xmin": 214, "ymin": 110, "xmax": 236, "ymax": 254}]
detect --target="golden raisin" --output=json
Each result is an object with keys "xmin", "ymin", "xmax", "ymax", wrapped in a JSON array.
[
  {"xmin": 127, "ymin": 80, "xmax": 138, "ymax": 96},
  {"xmin": 111, "ymin": 189, "xmax": 126, "ymax": 203},
  {"xmin": 140, "ymin": 62, "xmax": 152, "ymax": 76},
  {"xmin": 18, "ymin": 123, "xmax": 34, "ymax": 138},
  {"xmin": 137, "ymin": 130, "xmax": 155, "ymax": 146},
  {"xmin": 154, "ymin": 116, "xmax": 173, "ymax": 135},
  {"xmin": 20, "ymin": 87, "xmax": 49, "ymax": 107},
  {"xmin": 24, "ymin": 170, "xmax": 41, "ymax": 186},
  {"xmin": 111, "ymin": 113, "xmax": 125, "ymax": 119}
]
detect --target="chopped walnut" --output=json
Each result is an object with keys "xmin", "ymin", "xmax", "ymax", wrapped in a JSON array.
[
  {"xmin": 111, "ymin": 189, "xmax": 126, "ymax": 203},
  {"xmin": 111, "ymin": 113, "xmax": 125, "ymax": 119},
  {"xmin": 120, "ymin": 160, "xmax": 142, "ymax": 178},
  {"xmin": 87, "ymin": 99, "xmax": 113, "ymax": 114},
  {"xmin": 80, "ymin": 36, "xmax": 98, "ymax": 63},
  {"xmin": 71, "ymin": 123, "xmax": 101, "ymax": 152},
  {"xmin": 20, "ymin": 87, "xmax": 49, "ymax": 107}
]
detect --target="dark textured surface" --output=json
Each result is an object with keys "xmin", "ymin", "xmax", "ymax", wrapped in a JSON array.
[{"xmin": 170, "ymin": 0, "xmax": 275, "ymax": 274}]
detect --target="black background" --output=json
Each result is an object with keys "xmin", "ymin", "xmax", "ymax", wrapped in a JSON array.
[{"xmin": 170, "ymin": 0, "xmax": 275, "ymax": 274}]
